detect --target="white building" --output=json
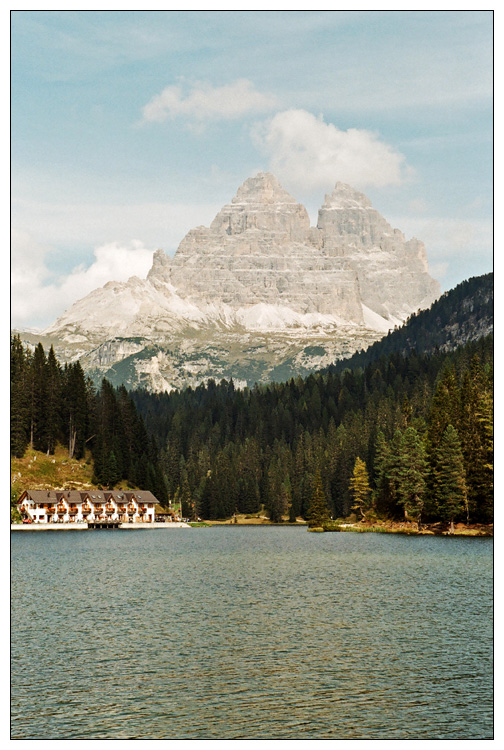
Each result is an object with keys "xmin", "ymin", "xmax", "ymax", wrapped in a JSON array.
[{"xmin": 18, "ymin": 490, "xmax": 157, "ymax": 524}]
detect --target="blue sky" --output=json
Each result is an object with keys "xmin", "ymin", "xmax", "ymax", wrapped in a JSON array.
[{"xmin": 11, "ymin": 10, "xmax": 493, "ymax": 330}]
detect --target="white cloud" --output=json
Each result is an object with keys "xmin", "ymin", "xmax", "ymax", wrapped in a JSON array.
[
  {"xmin": 252, "ymin": 109, "xmax": 410, "ymax": 192},
  {"xmin": 11, "ymin": 233, "xmax": 153, "ymax": 330},
  {"xmin": 141, "ymin": 79, "xmax": 277, "ymax": 124}
]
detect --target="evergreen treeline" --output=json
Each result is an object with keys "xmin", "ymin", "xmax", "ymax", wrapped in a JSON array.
[
  {"xmin": 330, "ymin": 273, "xmax": 493, "ymax": 373},
  {"xmin": 10, "ymin": 336, "xmax": 167, "ymax": 503},
  {"xmin": 11, "ymin": 333, "xmax": 493, "ymax": 526},
  {"xmin": 131, "ymin": 335, "xmax": 493, "ymax": 525}
]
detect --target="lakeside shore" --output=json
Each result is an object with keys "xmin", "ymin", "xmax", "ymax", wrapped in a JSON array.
[
  {"xmin": 11, "ymin": 518, "xmax": 492, "ymax": 537},
  {"xmin": 311, "ymin": 520, "xmax": 493, "ymax": 537},
  {"xmin": 11, "ymin": 521, "xmax": 191, "ymax": 531},
  {"xmin": 193, "ymin": 516, "xmax": 493, "ymax": 536}
]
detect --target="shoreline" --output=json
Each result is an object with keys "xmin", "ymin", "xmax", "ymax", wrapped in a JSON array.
[
  {"xmin": 312, "ymin": 521, "xmax": 493, "ymax": 537},
  {"xmin": 11, "ymin": 520, "xmax": 492, "ymax": 537},
  {"xmin": 190, "ymin": 519, "xmax": 493, "ymax": 536},
  {"xmin": 11, "ymin": 521, "xmax": 191, "ymax": 531}
]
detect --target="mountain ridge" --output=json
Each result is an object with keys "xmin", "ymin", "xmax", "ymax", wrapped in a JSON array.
[
  {"xmin": 19, "ymin": 173, "xmax": 441, "ymax": 391},
  {"xmin": 329, "ymin": 272, "xmax": 493, "ymax": 373}
]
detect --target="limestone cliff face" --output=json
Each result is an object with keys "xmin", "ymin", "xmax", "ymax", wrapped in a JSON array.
[
  {"xmin": 316, "ymin": 182, "xmax": 438, "ymax": 319},
  {"xmin": 148, "ymin": 173, "xmax": 363, "ymax": 320},
  {"xmin": 41, "ymin": 172, "xmax": 441, "ymax": 390},
  {"xmin": 146, "ymin": 173, "xmax": 438, "ymax": 324}
]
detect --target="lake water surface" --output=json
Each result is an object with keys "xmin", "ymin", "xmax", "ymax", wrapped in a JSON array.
[{"xmin": 11, "ymin": 527, "xmax": 493, "ymax": 739}]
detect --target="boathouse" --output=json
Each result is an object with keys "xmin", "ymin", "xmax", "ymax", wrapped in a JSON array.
[{"xmin": 18, "ymin": 490, "xmax": 157, "ymax": 524}]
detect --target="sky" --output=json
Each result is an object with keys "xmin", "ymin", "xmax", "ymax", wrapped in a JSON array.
[{"xmin": 10, "ymin": 9, "xmax": 493, "ymax": 331}]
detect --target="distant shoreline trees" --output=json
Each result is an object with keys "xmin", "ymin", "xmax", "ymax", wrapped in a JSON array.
[
  {"xmin": 12, "ymin": 333, "xmax": 493, "ymax": 526},
  {"xmin": 131, "ymin": 335, "xmax": 492, "ymax": 525}
]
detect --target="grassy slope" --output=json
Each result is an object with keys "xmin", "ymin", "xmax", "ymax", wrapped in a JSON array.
[{"xmin": 10, "ymin": 445, "xmax": 134, "ymax": 501}]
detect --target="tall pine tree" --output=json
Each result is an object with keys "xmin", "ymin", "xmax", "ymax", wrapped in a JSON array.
[{"xmin": 433, "ymin": 424, "xmax": 468, "ymax": 531}]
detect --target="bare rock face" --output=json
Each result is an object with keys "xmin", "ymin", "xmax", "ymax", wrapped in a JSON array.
[
  {"xmin": 316, "ymin": 182, "xmax": 439, "ymax": 320},
  {"xmin": 42, "ymin": 173, "xmax": 440, "ymax": 390},
  {"xmin": 147, "ymin": 173, "xmax": 438, "ymax": 323},
  {"xmin": 149, "ymin": 172, "xmax": 363, "ymax": 320},
  {"xmin": 209, "ymin": 171, "xmax": 311, "ymax": 240}
]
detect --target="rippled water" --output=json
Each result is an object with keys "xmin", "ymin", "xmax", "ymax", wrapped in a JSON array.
[{"xmin": 11, "ymin": 527, "xmax": 492, "ymax": 739}]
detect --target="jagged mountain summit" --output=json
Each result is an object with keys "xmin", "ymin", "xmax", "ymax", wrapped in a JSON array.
[{"xmin": 39, "ymin": 173, "xmax": 440, "ymax": 391}]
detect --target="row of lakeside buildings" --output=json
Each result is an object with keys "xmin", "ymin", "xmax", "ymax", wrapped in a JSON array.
[{"xmin": 17, "ymin": 490, "xmax": 159, "ymax": 524}]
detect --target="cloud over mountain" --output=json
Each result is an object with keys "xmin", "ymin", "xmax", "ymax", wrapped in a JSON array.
[
  {"xmin": 253, "ymin": 109, "xmax": 410, "ymax": 191},
  {"xmin": 11, "ymin": 234, "xmax": 153, "ymax": 329}
]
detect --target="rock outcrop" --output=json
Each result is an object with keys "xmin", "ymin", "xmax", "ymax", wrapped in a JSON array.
[{"xmin": 40, "ymin": 173, "xmax": 440, "ymax": 390}]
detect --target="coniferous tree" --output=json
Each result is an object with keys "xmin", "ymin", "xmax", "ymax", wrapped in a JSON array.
[
  {"xmin": 44, "ymin": 346, "xmax": 62, "ymax": 454},
  {"xmin": 330, "ymin": 423, "xmax": 353, "ymax": 518},
  {"xmin": 10, "ymin": 336, "xmax": 30, "ymax": 457},
  {"xmin": 12, "ymin": 332, "xmax": 492, "ymax": 526},
  {"xmin": 349, "ymin": 457, "xmax": 372, "ymax": 519},
  {"xmin": 307, "ymin": 471, "xmax": 330, "ymax": 528},
  {"xmin": 385, "ymin": 429, "xmax": 404, "ymax": 517},
  {"xmin": 29, "ymin": 343, "xmax": 47, "ymax": 451},
  {"xmin": 64, "ymin": 362, "xmax": 89, "ymax": 459},
  {"xmin": 433, "ymin": 424, "xmax": 468, "ymax": 531},
  {"xmin": 264, "ymin": 454, "xmax": 287, "ymax": 523},
  {"xmin": 104, "ymin": 450, "xmax": 121, "ymax": 488},
  {"xmin": 397, "ymin": 427, "xmax": 428, "ymax": 523},
  {"xmin": 177, "ymin": 459, "xmax": 193, "ymax": 519},
  {"xmin": 373, "ymin": 431, "xmax": 394, "ymax": 517},
  {"xmin": 459, "ymin": 359, "xmax": 493, "ymax": 522}
]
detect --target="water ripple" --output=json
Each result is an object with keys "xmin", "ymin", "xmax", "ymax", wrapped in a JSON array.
[{"xmin": 11, "ymin": 528, "xmax": 492, "ymax": 739}]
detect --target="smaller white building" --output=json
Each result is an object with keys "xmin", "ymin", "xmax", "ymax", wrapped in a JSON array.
[{"xmin": 18, "ymin": 490, "xmax": 157, "ymax": 524}]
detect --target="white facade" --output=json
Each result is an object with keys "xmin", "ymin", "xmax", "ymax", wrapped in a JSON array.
[{"xmin": 18, "ymin": 490, "xmax": 156, "ymax": 524}]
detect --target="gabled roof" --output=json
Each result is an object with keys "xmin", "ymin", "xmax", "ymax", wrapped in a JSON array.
[
  {"xmin": 18, "ymin": 489, "xmax": 159, "ymax": 506},
  {"xmin": 19, "ymin": 490, "xmax": 58, "ymax": 504},
  {"xmin": 128, "ymin": 491, "xmax": 158, "ymax": 504}
]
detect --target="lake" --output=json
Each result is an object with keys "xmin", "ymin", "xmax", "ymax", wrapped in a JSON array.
[{"xmin": 11, "ymin": 526, "xmax": 493, "ymax": 739}]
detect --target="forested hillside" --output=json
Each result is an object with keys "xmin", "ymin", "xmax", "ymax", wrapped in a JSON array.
[
  {"xmin": 11, "ymin": 332, "xmax": 493, "ymax": 528},
  {"xmin": 10, "ymin": 336, "xmax": 167, "ymax": 503},
  {"xmin": 331, "ymin": 273, "xmax": 493, "ymax": 373},
  {"xmin": 131, "ymin": 335, "xmax": 493, "ymax": 526}
]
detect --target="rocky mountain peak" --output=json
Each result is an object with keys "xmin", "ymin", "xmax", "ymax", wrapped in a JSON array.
[
  {"xmin": 321, "ymin": 182, "xmax": 373, "ymax": 210},
  {"xmin": 40, "ymin": 172, "xmax": 441, "ymax": 391},
  {"xmin": 208, "ymin": 171, "xmax": 310, "ymax": 239},
  {"xmin": 231, "ymin": 172, "xmax": 298, "ymax": 205}
]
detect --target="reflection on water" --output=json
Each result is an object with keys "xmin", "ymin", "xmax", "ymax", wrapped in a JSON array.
[{"xmin": 11, "ymin": 527, "xmax": 493, "ymax": 739}]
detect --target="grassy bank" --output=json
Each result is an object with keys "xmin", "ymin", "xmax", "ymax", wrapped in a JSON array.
[
  {"xmin": 10, "ymin": 445, "xmax": 141, "ymax": 498},
  {"xmin": 312, "ymin": 520, "xmax": 493, "ymax": 537},
  {"xmin": 11, "ymin": 446, "xmax": 95, "ymax": 499},
  {"xmin": 10, "ymin": 446, "xmax": 148, "ymax": 524}
]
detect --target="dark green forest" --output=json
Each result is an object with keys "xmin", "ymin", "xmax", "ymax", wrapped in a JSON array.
[
  {"xmin": 130, "ymin": 335, "xmax": 493, "ymax": 526},
  {"xmin": 10, "ymin": 336, "xmax": 167, "ymax": 504},
  {"xmin": 11, "ymin": 333, "xmax": 493, "ymax": 527},
  {"xmin": 330, "ymin": 273, "xmax": 493, "ymax": 373}
]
